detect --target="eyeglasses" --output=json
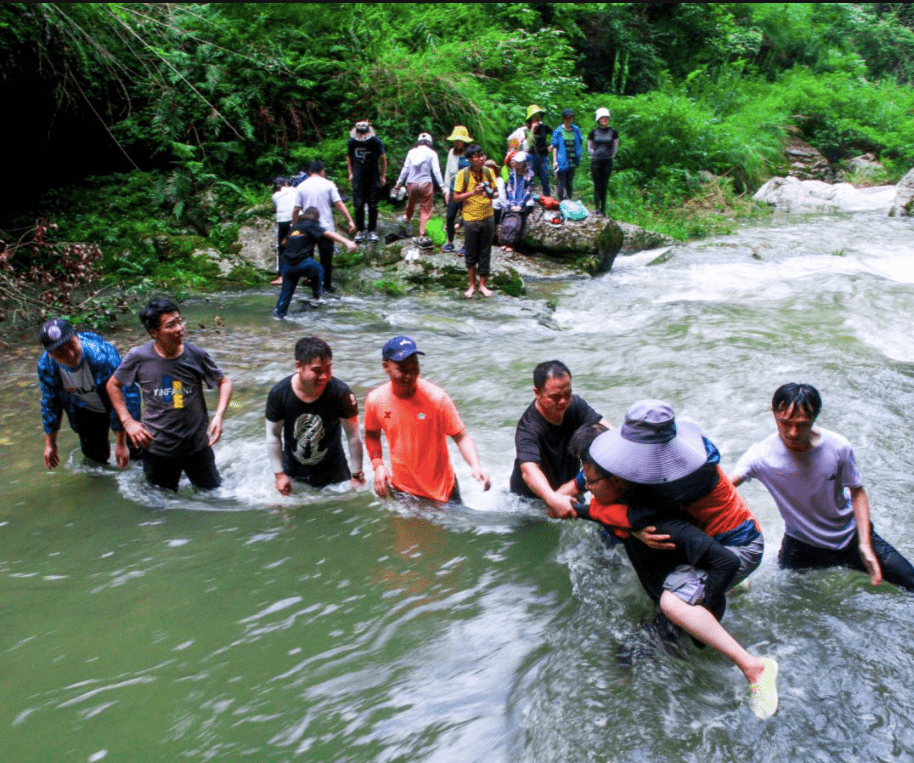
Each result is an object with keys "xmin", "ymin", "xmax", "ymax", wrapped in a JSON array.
[{"xmin": 584, "ymin": 475, "xmax": 609, "ymax": 488}]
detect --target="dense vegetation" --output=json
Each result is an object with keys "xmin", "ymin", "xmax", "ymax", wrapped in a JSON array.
[{"xmin": 3, "ymin": 3, "xmax": 914, "ymax": 324}]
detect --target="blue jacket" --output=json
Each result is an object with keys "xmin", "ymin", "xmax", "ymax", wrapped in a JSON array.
[
  {"xmin": 505, "ymin": 168, "xmax": 535, "ymax": 209},
  {"xmin": 551, "ymin": 124, "xmax": 583, "ymax": 171},
  {"xmin": 38, "ymin": 332, "xmax": 141, "ymax": 435}
]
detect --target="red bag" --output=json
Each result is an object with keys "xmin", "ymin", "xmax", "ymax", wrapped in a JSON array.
[{"xmin": 539, "ymin": 195, "xmax": 560, "ymax": 210}]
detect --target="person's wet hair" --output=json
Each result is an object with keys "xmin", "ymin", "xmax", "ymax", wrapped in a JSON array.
[
  {"xmin": 140, "ymin": 298, "xmax": 181, "ymax": 332},
  {"xmin": 295, "ymin": 335, "xmax": 332, "ymax": 365},
  {"xmin": 308, "ymin": 159, "xmax": 325, "ymax": 175},
  {"xmin": 533, "ymin": 360, "xmax": 571, "ymax": 390},
  {"xmin": 568, "ymin": 422, "xmax": 608, "ymax": 460},
  {"xmin": 300, "ymin": 206, "xmax": 320, "ymax": 222},
  {"xmin": 772, "ymin": 383, "xmax": 822, "ymax": 418},
  {"xmin": 464, "ymin": 144, "xmax": 484, "ymax": 159}
]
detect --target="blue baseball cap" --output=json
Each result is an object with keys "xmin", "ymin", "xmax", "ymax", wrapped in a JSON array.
[{"xmin": 382, "ymin": 335, "xmax": 425, "ymax": 362}]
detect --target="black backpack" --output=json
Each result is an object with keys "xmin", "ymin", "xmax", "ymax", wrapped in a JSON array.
[{"xmin": 499, "ymin": 210, "xmax": 526, "ymax": 248}]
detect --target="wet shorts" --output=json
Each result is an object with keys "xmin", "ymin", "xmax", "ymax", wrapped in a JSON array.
[{"xmin": 662, "ymin": 536, "xmax": 764, "ymax": 605}]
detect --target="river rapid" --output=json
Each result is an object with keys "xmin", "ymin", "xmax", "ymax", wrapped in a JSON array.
[{"xmin": 2, "ymin": 210, "xmax": 914, "ymax": 762}]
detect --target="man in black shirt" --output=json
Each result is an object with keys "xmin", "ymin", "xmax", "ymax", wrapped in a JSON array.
[
  {"xmin": 265, "ymin": 336, "xmax": 365, "ymax": 492},
  {"xmin": 347, "ymin": 121, "xmax": 387, "ymax": 243},
  {"xmin": 509, "ymin": 360, "xmax": 609, "ymax": 517}
]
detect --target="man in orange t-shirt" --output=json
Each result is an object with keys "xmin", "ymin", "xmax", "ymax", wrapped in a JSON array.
[{"xmin": 364, "ymin": 336, "xmax": 491, "ymax": 503}]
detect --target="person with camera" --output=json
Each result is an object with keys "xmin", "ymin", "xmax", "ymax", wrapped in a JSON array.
[{"xmin": 452, "ymin": 144, "xmax": 498, "ymax": 299}]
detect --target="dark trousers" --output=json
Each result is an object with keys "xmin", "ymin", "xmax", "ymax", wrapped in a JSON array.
[
  {"xmin": 317, "ymin": 237, "xmax": 335, "ymax": 291},
  {"xmin": 446, "ymin": 196, "xmax": 462, "ymax": 243},
  {"xmin": 276, "ymin": 221, "xmax": 291, "ymax": 272},
  {"xmin": 143, "ymin": 446, "xmax": 221, "ymax": 492},
  {"xmin": 529, "ymin": 153, "xmax": 551, "ymax": 197},
  {"xmin": 556, "ymin": 163, "xmax": 578, "ymax": 201},
  {"xmin": 352, "ymin": 175, "xmax": 380, "ymax": 232},
  {"xmin": 463, "ymin": 217, "xmax": 495, "ymax": 277},
  {"xmin": 71, "ymin": 407, "xmax": 112, "ymax": 464},
  {"xmin": 275, "ymin": 258, "xmax": 324, "ymax": 317},
  {"xmin": 591, "ymin": 158, "xmax": 614, "ymax": 214},
  {"xmin": 779, "ymin": 526, "xmax": 914, "ymax": 591}
]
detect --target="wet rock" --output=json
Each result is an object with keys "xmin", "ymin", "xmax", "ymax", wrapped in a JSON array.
[
  {"xmin": 616, "ymin": 222, "xmax": 677, "ymax": 255},
  {"xmin": 889, "ymin": 167, "xmax": 914, "ymax": 218},
  {"xmin": 522, "ymin": 206, "xmax": 623, "ymax": 273},
  {"xmin": 237, "ymin": 217, "xmax": 275, "ymax": 271},
  {"xmin": 753, "ymin": 175, "xmax": 896, "ymax": 214},
  {"xmin": 783, "ymin": 136, "xmax": 836, "ymax": 182}
]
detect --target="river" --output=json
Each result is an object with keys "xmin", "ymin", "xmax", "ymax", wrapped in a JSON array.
[{"xmin": 2, "ymin": 210, "xmax": 914, "ymax": 762}]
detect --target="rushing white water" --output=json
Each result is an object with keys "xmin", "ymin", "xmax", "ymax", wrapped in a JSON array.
[{"xmin": 2, "ymin": 209, "xmax": 914, "ymax": 762}]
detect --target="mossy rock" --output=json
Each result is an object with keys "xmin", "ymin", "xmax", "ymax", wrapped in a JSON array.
[
  {"xmin": 226, "ymin": 263, "xmax": 265, "ymax": 287},
  {"xmin": 490, "ymin": 267, "xmax": 525, "ymax": 297}
]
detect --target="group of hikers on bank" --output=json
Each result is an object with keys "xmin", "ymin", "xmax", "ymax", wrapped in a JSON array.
[
  {"xmin": 270, "ymin": 104, "xmax": 620, "ymax": 306},
  {"xmin": 38, "ymin": 297, "xmax": 914, "ymax": 723}
]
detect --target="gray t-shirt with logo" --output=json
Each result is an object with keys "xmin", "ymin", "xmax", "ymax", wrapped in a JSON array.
[{"xmin": 115, "ymin": 341, "xmax": 224, "ymax": 456}]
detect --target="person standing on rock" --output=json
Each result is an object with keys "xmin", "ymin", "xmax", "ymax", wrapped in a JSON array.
[
  {"xmin": 292, "ymin": 160, "xmax": 356, "ymax": 294},
  {"xmin": 452, "ymin": 145, "xmax": 498, "ymax": 298},
  {"xmin": 271, "ymin": 176, "xmax": 297, "ymax": 285},
  {"xmin": 442, "ymin": 126, "xmax": 473, "ymax": 253},
  {"xmin": 393, "ymin": 132, "xmax": 445, "ymax": 249},
  {"xmin": 347, "ymin": 121, "xmax": 386, "ymax": 244},
  {"xmin": 525, "ymin": 105, "xmax": 554, "ymax": 197},
  {"xmin": 587, "ymin": 108, "xmax": 619, "ymax": 216},
  {"xmin": 552, "ymin": 108, "xmax": 583, "ymax": 201}
]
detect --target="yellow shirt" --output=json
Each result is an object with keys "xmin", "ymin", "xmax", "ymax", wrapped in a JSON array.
[{"xmin": 455, "ymin": 167, "xmax": 495, "ymax": 222}]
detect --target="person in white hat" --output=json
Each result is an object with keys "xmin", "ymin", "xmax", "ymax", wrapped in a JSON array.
[
  {"xmin": 587, "ymin": 107, "xmax": 619, "ymax": 215},
  {"xmin": 393, "ymin": 133, "xmax": 445, "ymax": 248}
]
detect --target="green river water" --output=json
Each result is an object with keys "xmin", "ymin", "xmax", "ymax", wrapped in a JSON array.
[{"xmin": 3, "ymin": 211, "xmax": 914, "ymax": 762}]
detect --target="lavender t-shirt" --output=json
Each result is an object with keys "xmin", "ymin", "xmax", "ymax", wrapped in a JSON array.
[
  {"xmin": 732, "ymin": 427, "xmax": 862, "ymax": 550},
  {"xmin": 115, "ymin": 341, "xmax": 224, "ymax": 456}
]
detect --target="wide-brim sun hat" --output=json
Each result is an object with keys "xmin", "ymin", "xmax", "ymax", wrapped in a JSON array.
[
  {"xmin": 447, "ymin": 125, "xmax": 473, "ymax": 142},
  {"xmin": 512, "ymin": 151, "xmax": 528, "ymax": 163},
  {"xmin": 525, "ymin": 104, "xmax": 545, "ymax": 121},
  {"xmin": 595, "ymin": 107, "xmax": 611, "ymax": 121},
  {"xmin": 590, "ymin": 400, "xmax": 707, "ymax": 484},
  {"xmin": 350, "ymin": 121, "xmax": 376, "ymax": 140}
]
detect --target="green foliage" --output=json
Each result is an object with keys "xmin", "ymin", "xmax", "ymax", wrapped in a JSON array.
[
  {"xmin": 7, "ymin": 1, "xmax": 914, "ymax": 306},
  {"xmin": 775, "ymin": 68, "xmax": 914, "ymax": 166}
]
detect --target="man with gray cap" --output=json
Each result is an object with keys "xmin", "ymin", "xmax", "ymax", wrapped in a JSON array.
[
  {"xmin": 37, "ymin": 318, "xmax": 141, "ymax": 469},
  {"xmin": 363, "ymin": 335, "xmax": 490, "ymax": 503}
]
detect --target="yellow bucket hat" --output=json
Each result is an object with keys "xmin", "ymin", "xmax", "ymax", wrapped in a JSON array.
[
  {"xmin": 525, "ymin": 104, "xmax": 545, "ymax": 121},
  {"xmin": 447, "ymin": 125, "xmax": 473, "ymax": 142}
]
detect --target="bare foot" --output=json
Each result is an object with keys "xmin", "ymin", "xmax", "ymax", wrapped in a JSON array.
[
  {"xmin": 478, "ymin": 285, "xmax": 493, "ymax": 297},
  {"xmin": 271, "ymin": 276, "xmax": 283, "ymax": 286},
  {"xmin": 464, "ymin": 286, "xmax": 476, "ymax": 299}
]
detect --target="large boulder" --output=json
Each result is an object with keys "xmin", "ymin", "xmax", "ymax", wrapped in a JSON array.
[
  {"xmin": 522, "ymin": 206, "xmax": 623, "ymax": 273},
  {"xmin": 237, "ymin": 217, "xmax": 276, "ymax": 270},
  {"xmin": 889, "ymin": 167, "xmax": 914, "ymax": 218},
  {"xmin": 753, "ymin": 176, "xmax": 896, "ymax": 214}
]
